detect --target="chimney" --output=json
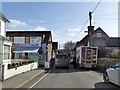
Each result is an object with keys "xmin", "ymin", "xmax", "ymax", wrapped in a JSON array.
[{"xmin": 87, "ymin": 26, "xmax": 94, "ymax": 35}]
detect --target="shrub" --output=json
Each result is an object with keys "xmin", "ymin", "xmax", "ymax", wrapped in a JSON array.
[
  {"xmin": 8, "ymin": 64, "xmax": 13, "ymax": 69},
  {"xmin": 7, "ymin": 60, "xmax": 36, "ymax": 69},
  {"xmin": 113, "ymin": 50, "xmax": 120, "ymax": 58}
]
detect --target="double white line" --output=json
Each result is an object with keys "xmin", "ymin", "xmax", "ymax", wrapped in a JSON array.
[
  {"xmin": 28, "ymin": 70, "xmax": 52, "ymax": 89},
  {"xmin": 16, "ymin": 70, "xmax": 44, "ymax": 88}
]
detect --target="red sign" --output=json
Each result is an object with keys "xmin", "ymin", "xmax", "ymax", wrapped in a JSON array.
[{"xmin": 49, "ymin": 41, "xmax": 52, "ymax": 44}]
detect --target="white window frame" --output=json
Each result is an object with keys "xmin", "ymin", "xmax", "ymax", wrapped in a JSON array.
[
  {"xmin": 4, "ymin": 45, "xmax": 10, "ymax": 60},
  {"xmin": 97, "ymin": 33, "xmax": 102, "ymax": 37}
]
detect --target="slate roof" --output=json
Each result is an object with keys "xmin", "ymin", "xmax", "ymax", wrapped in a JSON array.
[
  {"xmin": 107, "ymin": 37, "xmax": 120, "ymax": 47},
  {"xmin": 0, "ymin": 11, "xmax": 9, "ymax": 22},
  {"xmin": 76, "ymin": 27, "xmax": 120, "ymax": 47}
]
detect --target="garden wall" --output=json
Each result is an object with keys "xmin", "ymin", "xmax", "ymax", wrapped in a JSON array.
[{"xmin": 3, "ymin": 62, "xmax": 38, "ymax": 80}]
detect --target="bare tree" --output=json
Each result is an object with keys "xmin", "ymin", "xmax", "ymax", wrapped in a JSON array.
[{"xmin": 63, "ymin": 41, "xmax": 75, "ymax": 56}]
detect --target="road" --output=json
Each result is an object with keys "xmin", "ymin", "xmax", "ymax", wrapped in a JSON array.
[{"xmin": 18, "ymin": 65, "xmax": 118, "ymax": 89}]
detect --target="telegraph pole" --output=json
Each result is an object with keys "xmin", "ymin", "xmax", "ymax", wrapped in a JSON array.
[
  {"xmin": 89, "ymin": 12, "xmax": 92, "ymax": 27},
  {"xmin": 88, "ymin": 11, "xmax": 92, "ymax": 46}
]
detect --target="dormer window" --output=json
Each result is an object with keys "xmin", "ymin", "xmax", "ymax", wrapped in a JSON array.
[{"xmin": 97, "ymin": 33, "xmax": 102, "ymax": 37}]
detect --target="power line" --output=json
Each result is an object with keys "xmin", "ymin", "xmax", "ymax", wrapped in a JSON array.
[
  {"xmin": 95, "ymin": 12, "xmax": 117, "ymax": 17},
  {"xmin": 51, "ymin": 20, "xmax": 85, "ymax": 29},
  {"xmin": 92, "ymin": 0, "xmax": 101, "ymax": 13},
  {"xmin": 72, "ymin": 18, "xmax": 89, "ymax": 41},
  {"xmin": 28, "ymin": 17, "xmax": 87, "ymax": 25},
  {"xmin": 71, "ymin": 0, "xmax": 101, "ymax": 42}
]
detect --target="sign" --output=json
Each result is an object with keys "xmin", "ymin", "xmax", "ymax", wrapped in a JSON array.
[
  {"xmin": 17, "ymin": 44, "xmax": 40, "ymax": 47},
  {"xmin": 42, "ymin": 43, "xmax": 46, "ymax": 53},
  {"xmin": 49, "ymin": 41, "xmax": 52, "ymax": 44},
  {"xmin": 45, "ymin": 62, "xmax": 49, "ymax": 69}
]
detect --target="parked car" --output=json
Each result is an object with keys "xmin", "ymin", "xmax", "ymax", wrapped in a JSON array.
[
  {"xmin": 103, "ymin": 61, "xmax": 120, "ymax": 86},
  {"xmin": 55, "ymin": 53, "xmax": 69, "ymax": 68}
]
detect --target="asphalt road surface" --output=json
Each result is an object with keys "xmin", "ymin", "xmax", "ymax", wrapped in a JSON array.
[{"xmin": 19, "ymin": 65, "xmax": 119, "ymax": 89}]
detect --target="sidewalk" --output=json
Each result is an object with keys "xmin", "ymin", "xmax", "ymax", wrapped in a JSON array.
[{"xmin": 2, "ymin": 68, "xmax": 44, "ymax": 88}]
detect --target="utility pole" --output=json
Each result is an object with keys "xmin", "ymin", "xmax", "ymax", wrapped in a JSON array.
[
  {"xmin": 89, "ymin": 12, "xmax": 92, "ymax": 27},
  {"xmin": 59, "ymin": 43, "xmax": 60, "ymax": 49},
  {"xmin": 88, "ymin": 11, "xmax": 93, "ymax": 46}
]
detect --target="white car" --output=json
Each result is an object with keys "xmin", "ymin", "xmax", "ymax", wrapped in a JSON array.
[{"xmin": 103, "ymin": 61, "xmax": 120, "ymax": 86}]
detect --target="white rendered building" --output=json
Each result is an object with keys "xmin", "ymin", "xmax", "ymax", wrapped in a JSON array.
[{"xmin": 0, "ymin": 12, "xmax": 12, "ymax": 80}]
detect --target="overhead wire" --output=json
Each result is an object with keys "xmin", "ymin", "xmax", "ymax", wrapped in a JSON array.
[
  {"xmin": 92, "ymin": 0, "xmax": 101, "ymax": 14},
  {"xmin": 71, "ymin": 0, "xmax": 101, "ymax": 42}
]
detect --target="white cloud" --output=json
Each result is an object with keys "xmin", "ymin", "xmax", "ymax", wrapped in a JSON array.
[
  {"xmin": 35, "ymin": 27, "xmax": 46, "ymax": 31},
  {"xmin": 8, "ymin": 19, "xmax": 27, "ymax": 28},
  {"xmin": 69, "ymin": 33, "xmax": 75, "ymax": 36},
  {"xmin": 68, "ymin": 27, "xmax": 81, "ymax": 32}
]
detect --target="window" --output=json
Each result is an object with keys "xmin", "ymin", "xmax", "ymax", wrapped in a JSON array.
[
  {"xmin": 4, "ymin": 45, "xmax": 10, "ymax": 60},
  {"xmin": 14, "ymin": 37, "xmax": 25, "ymax": 43},
  {"xmin": 97, "ymin": 33, "xmax": 102, "ymax": 37},
  {"xmin": 56, "ymin": 55, "xmax": 68, "ymax": 59},
  {"xmin": 30, "ymin": 37, "xmax": 41, "ymax": 44}
]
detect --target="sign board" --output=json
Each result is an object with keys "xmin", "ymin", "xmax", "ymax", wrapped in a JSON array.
[
  {"xmin": 45, "ymin": 62, "xmax": 49, "ymax": 69},
  {"xmin": 17, "ymin": 43, "xmax": 41, "ymax": 47},
  {"xmin": 42, "ymin": 43, "xmax": 46, "ymax": 53}
]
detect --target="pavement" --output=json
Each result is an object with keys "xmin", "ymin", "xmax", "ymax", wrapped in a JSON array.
[{"xmin": 2, "ymin": 67, "xmax": 44, "ymax": 88}]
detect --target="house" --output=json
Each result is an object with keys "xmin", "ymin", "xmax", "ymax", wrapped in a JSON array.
[
  {"xmin": 0, "ymin": 11, "xmax": 12, "ymax": 80},
  {"xmin": 73, "ymin": 26, "xmax": 120, "ymax": 58},
  {"xmin": 0, "ymin": 12, "xmax": 12, "ymax": 65},
  {"xmin": 6, "ymin": 31, "xmax": 53, "ymax": 64}
]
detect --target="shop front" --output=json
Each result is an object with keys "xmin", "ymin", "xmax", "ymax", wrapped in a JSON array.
[{"xmin": 13, "ymin": 46, "xmax": 41, "ymax": 62}]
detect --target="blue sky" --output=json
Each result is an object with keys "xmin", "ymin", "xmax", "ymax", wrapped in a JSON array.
[{"xmin": 1, "ymin": 1, "xmax": 118, "ymax": 48}]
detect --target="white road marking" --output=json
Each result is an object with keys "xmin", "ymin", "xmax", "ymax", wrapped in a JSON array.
[
  {"xmin": 16, "ymin": 70, "xmax": 44, "ymax": 88},
  {"xmin": 28, "ymin": 70, "xmax": 52, "ymax": 89}
]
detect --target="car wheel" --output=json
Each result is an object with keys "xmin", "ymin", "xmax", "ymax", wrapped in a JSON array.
[
  {"xmin": 103, "ymin": 72, "xmax": 109, "ymax": 84},
  {"xmin": 67, "ymin": 66, "xmax": 69, "ymax": 69}
]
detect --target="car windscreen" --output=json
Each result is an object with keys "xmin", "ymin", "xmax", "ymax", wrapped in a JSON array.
[{"xmin": 56, "ymin": 55, "xmax": 68, "ymax": 59}]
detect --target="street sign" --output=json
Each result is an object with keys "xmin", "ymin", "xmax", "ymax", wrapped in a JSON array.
[{"xmin": 45, "ymin": 62, "xmax": 49, "ymax": 69}]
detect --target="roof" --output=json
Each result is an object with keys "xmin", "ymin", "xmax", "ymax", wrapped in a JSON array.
[
  {"xmin": 76, "ymin": 27, "xmax": 119, "ymax": 47},
  {"xmin": 0, "ymin": 35, "xmax": 11, "ymax": 41},
  {"xmin": 13, "ymin": 46, "xmax": 40, "ymax": 53},
  {"xmin": 6, "ymin": 31, "xmax": 51, "ymax": 36},
  {"xmin": 76, "ymin": 35, "xmax": 88, "ymax": 46},
  {"xmin": 0, "ymin": 11, "xmax": 9, "ymax": 22},
  {"xmin": 93, "ymin": 27, "xmax": 109, "ymax": 37},
  {"xmin": 6, "ymin": 31, "xmax": 51, "ymax": 44},
  {"xmin": 107, "ymin": 37, "xmax": 120, "ymax": 47}
]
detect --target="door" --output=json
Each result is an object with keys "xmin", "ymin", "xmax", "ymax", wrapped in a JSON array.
[{"xmin": 85, "ymin": 49, "xmax": 93, "ymax": 68}]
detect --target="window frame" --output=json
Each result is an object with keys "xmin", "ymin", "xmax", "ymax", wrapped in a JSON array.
[{"xmin": 96, "ymin": 33, "xmax": 102, "ymax": 37}]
